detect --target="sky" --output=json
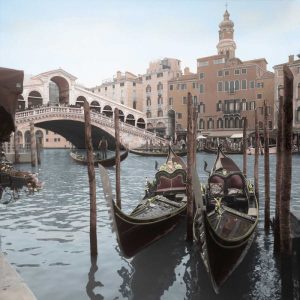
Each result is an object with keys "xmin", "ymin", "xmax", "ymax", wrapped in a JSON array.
[{"xmin": 0, "ymin": 0, "xmax": 299, "ymax": 87}]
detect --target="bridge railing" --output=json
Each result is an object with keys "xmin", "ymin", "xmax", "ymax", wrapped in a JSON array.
[{"xmin": 15, "ymin": 106, "xmax": 166, "ymax": 144}]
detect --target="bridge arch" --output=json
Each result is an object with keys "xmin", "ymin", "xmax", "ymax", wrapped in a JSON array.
[
  {"xmin": 28, "ymin": 91, "xmax": 43, "ymax": 109},
  {"xmin": 126, "ymin": 114, "xmax": 135, "ymax": 126},
  {"xmin": 137, "ymin": 118, "xmax": 145, "ymax": 129},
  {"xmin": 118, "ymin": 110, "xmax": 125, "ymax": 122},
  {"xmin": 76, "ymin": 96, "xmax": 86, "ymax": 107},
  {"xmin": 49, "ymin": 76, "xmax": 70, "ymax": 105},
  {"xmin": 103, "ymin": 105, "xmax": 113, "ymax": 118},
  {"xmin": 90, "ymin": 100, "xmax": 101, "ymax": 113}
]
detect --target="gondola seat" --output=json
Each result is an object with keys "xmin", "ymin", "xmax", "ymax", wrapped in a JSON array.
[{"xmin": 155, "ymin": 169, "xmax": 186, "ymax": 194}]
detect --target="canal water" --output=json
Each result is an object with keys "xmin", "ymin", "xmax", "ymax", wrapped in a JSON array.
[{"xmin": 0, "ymin": 149, "xmax": 299, "ymax": 300}]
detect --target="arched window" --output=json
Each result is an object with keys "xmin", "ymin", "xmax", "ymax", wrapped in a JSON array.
[
  {"xmin": 235, "ymin": 117, "xmax": 240, "ymax": 128},
  {"xmin": 199, "ymin": 119, "xmax": 205, "ymax": 129},
  {"xmin": 146, "ymin": 85, "xmax": 151, "ymax": 93},
  {"xmin": 90, "ymin": 100, "xmax": 101, "ymax": 113},
  {"xmin": 207, "ymin": 118, "xmax": 214, "ymax": 129},
  {"xmin": 157, "ymin": 95, "xmax": 163, "ymax": 105},
  {"xmin": 157, "ymin": 82, "xmax": 163, "ymax": 91},
  {"xmin": 76, "ymin": 96, "xmax": 86, "ymax": 107},
  {"xmin": 229, "ymin": 118, "xmax": 234, "ymax": 128},
  {"xmin": 102, "ymin": 105, "xmax": 113, "ymax": 118},
  {"xmin": 217, "ymin": 118, "xmax": 223, "ymax": 128},
  {"xmin": 133, "ymin": 100, "xmax": 137, "ymax": 109},
  {"xmin": 126, "ymin": 114, "xmax": 135, "ymax": 126},
  {"xmin": 146, "ymin": 97, "xmax": 151, "ymax": 106},
  {"xmin": 146, "ymin": 111, "xmax": 152, "ymax": 118}
]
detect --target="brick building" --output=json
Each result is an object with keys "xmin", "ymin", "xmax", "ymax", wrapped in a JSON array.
[{"xmin": 168, "ymin": 9, "xmax": 274, "ymax": 139}]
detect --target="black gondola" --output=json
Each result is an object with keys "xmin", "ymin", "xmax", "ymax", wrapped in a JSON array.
[
  {"xmin": 192, "ymin": 146, "xmax": 258, "ymax": 293},
  {"xmin": 70, "ymin": 148, "xmax": 128, "ymax": 167},
  {"xmin": 99, "ymin": 147, "xmax": 187, "ymax": 258},
  {"xmin": 129, "ymin": 148, "xmax": 187, "ymax": 157}
]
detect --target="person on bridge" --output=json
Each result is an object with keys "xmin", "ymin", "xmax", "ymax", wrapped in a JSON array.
[{"xmin": 98, "ymin": 137, "xmax": 108, "ymax": 160}]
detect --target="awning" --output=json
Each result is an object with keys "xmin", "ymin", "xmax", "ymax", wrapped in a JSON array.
[
  {"xmin": 230, "ymin": 133, "xmax": 243, "ymax": 139},
  {"xmin": 197, "ymin": 134, "xmax": 207, "ymax": 140}
]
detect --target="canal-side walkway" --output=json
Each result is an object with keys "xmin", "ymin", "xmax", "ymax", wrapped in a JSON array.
[{"xmin": 0, "ymin": 252, "xmax": 37, "ymax": 300}]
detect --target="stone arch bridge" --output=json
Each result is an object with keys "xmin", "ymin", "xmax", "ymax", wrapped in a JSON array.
[{"xmin": 15, "ymin": 106, "xmax": 165, "ymax": 149}]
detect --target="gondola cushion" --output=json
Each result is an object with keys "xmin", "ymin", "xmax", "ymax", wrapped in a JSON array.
[{"xmin": 155, "ymin": 169, "xmax": 186, "ymax": 193}]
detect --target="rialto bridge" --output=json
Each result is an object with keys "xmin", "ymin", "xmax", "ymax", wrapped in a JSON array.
[{"xmin": 12, "ymin": 69, "xmax": 164, "ymax": 149}]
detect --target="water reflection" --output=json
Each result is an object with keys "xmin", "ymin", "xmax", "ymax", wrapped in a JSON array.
[{"xmin": 86, "ymin": 256, "xmax": 104, "ymax": 300}]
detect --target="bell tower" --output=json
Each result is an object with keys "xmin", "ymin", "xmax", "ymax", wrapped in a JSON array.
[{"xmin": 216, "ymin": 9, "xmax": 236, "ymax": 59}]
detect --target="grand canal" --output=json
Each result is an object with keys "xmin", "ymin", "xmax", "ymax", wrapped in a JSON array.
[{"xmin": 0, "ymin": 149, "xmax": 299, "ymax": 299}]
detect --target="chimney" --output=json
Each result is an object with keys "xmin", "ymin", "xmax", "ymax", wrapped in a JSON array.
[
  {"xmin": 184, "ymin": 67, "xmax": 190, "ymax": 75},
  {"xmin": 288, "ymin": 55, "xmax": 294, "ymax": 64}
]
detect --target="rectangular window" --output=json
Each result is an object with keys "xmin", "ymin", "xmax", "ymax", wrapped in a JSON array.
[
  {"xmin": 224, "ymin": 81, "xmax": 229, "ymax": 91},
  {"xmin": 120, "ymin": 82, "xmax": 124, "ymax": 87},
  {"xmin": 217, "ymin": 81, "xmax": 223, "ymax": 92},
  {"xmin": 256, "ymin": 82, "xmax": 264, "ymax": 88},
  {"xmin": 182, "ymin": 96, "xmax": 187, "ymax": 104},
  {"xmin": 46, "ymin": 130, "xmax": 49, "ymax": 135},
  {"xmin": 54, "ymin": 138, "xmax": 57, "ymax": 142},
  {"xmin": 181, "ymin": 84, "xmax": 187, "ymax": 90},
  {"xmin": 193, "ymin": 96, "xmax": 198, "ymax": 105},
  {"xmin": 199, "ymin": 84, "xmax": 204, "ymax": 93},
  {"xmin": 105, "ymin": 86, "xmax": 107, "ymax": 91},
  {"xmin": 133, "ymin": 82, "xmax": 136, "ymax": 86},
  {"xmin": 241, "ymin": 79, "xmax": 247, "ymax": 90},
  {"xmin": 224, "ymin": 70, "xmax": 229, "ymax": 76},
  {"xmin": 241, "ymin": 68, "xmax": 247, "ymax": 74},
  {"xmin": 177, "ymin": 113, "xmax": 182, "ymax": 119},
  {"xmin": 58, "ymin": 138, "xmax": 60, "ymax": 142},
  {"xmin": 169, "ymin": 97, "xmax": 173, "ymax": 105},
  {"xmin": 192, "ymin": 82, "xmax": 197, "ymax": 89},
  {"xmin": 98, "ymin": 88, "xmax": 100, "ymax": 92},
  {"xmin": 146, "ymin": 75, "xmax": 151, "ymax": 80},
  {"xmin": 234, "ymin": 69, "xmax": 240, "ymax": 75},
  {"xmin": 218, "ymin": 70, "xmax": 223, "ymax": 77},
  {"xmin": 157, "ymin": 72, "xmax": 163, "ymax": 78},
  {"xmin": 199, "ymin": 72, "xmax": 205, "ymax": 79},
  {"xmin": 112, "ymin": 85, "xmax": 115, "ymax": 89},
  {"xmin": 249, "ymin": 81, "xmax": 255, "ymax": 89},
  {"xmin": 169, "ymin": 84, "xmax": 173, "ymax": 90},
  {"xmin": 198, "ymin": 61, "xmax": 208, "ymax": 67},
  {"xmin": 46, "ymin": 138, "xmax": 49, "ymax": 142},
  {"xmin": 213, "ymin": 58, "xmax": 225, "ymax": 64},
  {"xmin": 251, "ymin": 101, "xmax": 256, "ymax": 110},
  {"xmin": 257, "ymin": 93, "xmax": 262, "ymax": 99}
]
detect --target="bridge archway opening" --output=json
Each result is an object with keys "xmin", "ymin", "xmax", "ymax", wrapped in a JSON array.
[
  {"xmin": 35, "ymin": 130, "xmax": 44, "ymax": 147},
  {"xmin": 17, "ymin": 95, "xmax": 25, "ymax": 111},
  {"xmin": 126, "ymin": 114, "xmax": 135, "ymax": 126},
  {"xmin": 28, "ymin": 91, "xmax": 43, "ymax": 109},
  {"xmin": 103, "ymin": 105, "xmax": 113, "ymax": 118},
  {"xmin": 76, "ymin": 96, "xmax": 86, "ymax": 107},
  {"xmin": 137, "ymin": 118, "xmax": 145, "ymax": 129},
  {"xmin": 50, "ymin": 76, "xmax": 69, "ymax": 105},
  {"xmin": 90, "ymin": 100, "xmax": 101, "ymax": 113},
  {"xmin": 118, "ymin": 110, "xmax": 125, "ymax": 122},
  {"xmin": 167, "ymin": 109, "xmax": 176, "ymax": 140},
  {"xmin": 147, "ymin": 123, "xmax": 154, "ymax": 132}
]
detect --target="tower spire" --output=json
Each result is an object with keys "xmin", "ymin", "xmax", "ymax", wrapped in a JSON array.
[{"xmin": 216, "ymin": 8, "xmax": 236, "ymax": 59}]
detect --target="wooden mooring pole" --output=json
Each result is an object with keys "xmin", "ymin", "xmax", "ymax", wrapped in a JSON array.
[
  {"xmin": 30, "ymin": 122, "xmax": 36, "ymax": 167},
  {"xmin": 280, "ymin": 65, "xmax": 293, "ymax": 255},
  {"xmin": 274, "ymin": 86, "xmax": 284, "ymax": 253},
  {"xmin": 114, "ymin": 108, "xmax": 121, "ymax": 209},
  {"xmin": 242, "ymin": 117, "xmax": 247, "ymax": 176},
  {"xmin": 186, "ymin": 92, "xmax": 194, "ymax": 242},
  {"xmin": 254, "ymin": 109, "xmax": 259, "ymax": 203},
  {"xmin": 263, "ymin": 101, "xmax": 270, "ymax": 231},
  {"xmin": 83, "ymin": 100, "xmax": 98, "ymax": 256},
  {"xmin": 13, "ymin": 128, "xmax": 20, "ymax": 164},
  {"xmin": 36, "ymin": 140, "xmax": 41, "ymax": 165}
]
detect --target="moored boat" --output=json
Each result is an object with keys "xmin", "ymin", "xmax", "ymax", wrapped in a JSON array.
[
  {"xmin": 130, "ymin": 148, "xmax": 187, "ymax": 157},
  {"xmin": 99, "ymin": 146, "xmax": 187, "ymax": 258},
  {"xmin": 193, "ymin": 146, "xmax": 258, "ymax": 293},
  {"xmin": 70, "ymin": 148, "xmax": 128, "ymax": 167}
]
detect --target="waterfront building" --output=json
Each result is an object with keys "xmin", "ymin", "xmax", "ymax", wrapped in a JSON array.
[
  {"xmin": 90, "ymin": 71, "xmax": 143, "ymax": 112},
  {"xmin": 273, "ymin": 54, "xmax": 300, "ymax": 133},
  {"xmin": 168, "ymin": 9, "xmax": 274, "ymax": 138},
  {"xmin": 142, "ymin": 58, "xmax": 182, "ymax": 138}
]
